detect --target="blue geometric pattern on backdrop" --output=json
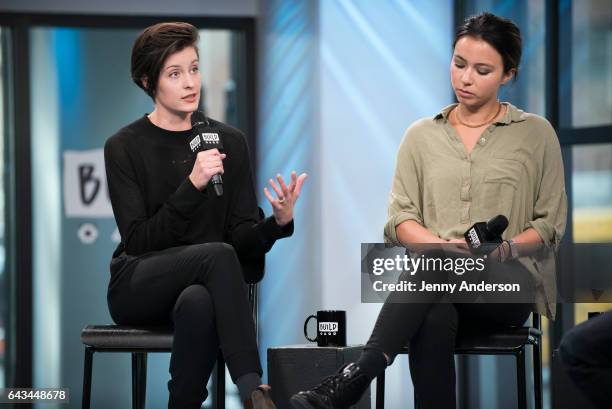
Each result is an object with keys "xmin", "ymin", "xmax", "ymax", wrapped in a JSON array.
[
  {"xmin": 318, "ymin": 3, "xmax": 452, "ymax": 408},
  {"xmin": 258, "ymin": 0, "xmax": 319, "ymax": 380},
  {"xmin": 258, "ymin": 3, "xmax": 452, "ymax": 408}
]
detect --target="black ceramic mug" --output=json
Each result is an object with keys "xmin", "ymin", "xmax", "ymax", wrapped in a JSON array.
[{"xmin": 304, "ymin": 310, "xmax": 346, "ymax": 347}]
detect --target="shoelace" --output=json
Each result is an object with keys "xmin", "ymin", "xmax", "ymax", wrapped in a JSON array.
[
  {"xmin": 311, "ymin": 372, "xmax": 344, "ymax": 396},
  {"xmin": 310, "ymin": 365, "xmax": 366, "ymax": 405}
]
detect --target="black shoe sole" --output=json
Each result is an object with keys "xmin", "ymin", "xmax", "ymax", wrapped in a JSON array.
[{"xmin": 289, "ymin": 394, "xmax": 321, "ymax": 409}]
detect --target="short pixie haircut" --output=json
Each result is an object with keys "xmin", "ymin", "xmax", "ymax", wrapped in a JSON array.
[
  {"xmin": 454, "ymin": 12, "xmax": 522, "ymax": 81},
  {"xmin": 131, "ymin": 22, "xmax": 199, "ymax": 100}
]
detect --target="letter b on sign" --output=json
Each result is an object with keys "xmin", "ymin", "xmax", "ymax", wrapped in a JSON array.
[{"xmin": 64, "ymin": 149, "xmax": 113, "ymax": 217}]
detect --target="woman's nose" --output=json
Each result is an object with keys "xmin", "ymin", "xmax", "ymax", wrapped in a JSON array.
[
  {"xmin": 461, "ymin": 68, "xmax": 473, "ymax": 85},
  {"xmin": 184, "ymin": 74, "xmax": 195, "ymax": 88}
]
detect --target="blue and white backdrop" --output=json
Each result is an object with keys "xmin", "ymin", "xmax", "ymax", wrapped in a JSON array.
[{"xmin": 258, "ymin": 1, "xmax": 452, "ymax": 408}]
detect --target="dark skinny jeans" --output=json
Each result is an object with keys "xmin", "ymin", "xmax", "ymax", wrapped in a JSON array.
[
  {"xmin": 107, "ymin": 242, "xmax": 260, "ymax": 409},
  {"xmin": 366, "ymin": 254, "xmax": 534, "ymax": 409}
]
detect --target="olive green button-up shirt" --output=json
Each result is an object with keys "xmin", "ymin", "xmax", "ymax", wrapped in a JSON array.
[{"xmin": 384, "ymin": 103, "xmax": 568, "ymax": 319}]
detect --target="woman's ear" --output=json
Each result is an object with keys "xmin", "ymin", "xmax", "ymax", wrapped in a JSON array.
[
  {"xmin": 141, "ymin": 76, "xmax": 149, "ymax": 90},
  {"xmin": 501, "ymin": 69, "xmax": 515, "ymax": 86}
]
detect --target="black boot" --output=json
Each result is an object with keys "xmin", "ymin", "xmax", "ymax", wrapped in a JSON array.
[{"xmin": 290, "ymin": 363, "xmax": 370, "ymax": 409}]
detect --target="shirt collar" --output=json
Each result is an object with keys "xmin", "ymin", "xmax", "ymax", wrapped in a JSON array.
[{"xmin": 433, "ymin": 102, "xmax": 527, "ymax": 125}]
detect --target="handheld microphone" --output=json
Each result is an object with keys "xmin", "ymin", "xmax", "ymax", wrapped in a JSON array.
[
  {"xmin": 189, "ymin": 111, "xmax": 224, "ymax": 197},
  {"xmin": 464, "ymin": 214, "xmax": 508, "ymax": 254}
]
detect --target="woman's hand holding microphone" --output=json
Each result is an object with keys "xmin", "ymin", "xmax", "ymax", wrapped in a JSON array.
[{"xmin": 189, "ymin": 148, "xmax": 226, "ymax": 191}]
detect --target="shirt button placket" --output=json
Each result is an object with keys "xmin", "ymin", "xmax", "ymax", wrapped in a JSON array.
[{"xmin": 460, "ymin": 159, "xmax": 471, "ymax": 223}]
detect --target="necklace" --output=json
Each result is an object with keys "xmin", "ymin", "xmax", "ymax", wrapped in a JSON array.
[{"xmin": 455, "ymin": 102, "xmax": 502, "ymax": 128}]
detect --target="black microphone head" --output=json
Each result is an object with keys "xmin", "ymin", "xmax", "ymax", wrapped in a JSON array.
[
  {"xmin": 188, "ymin": 110, "xmax": 224, "ymax": 197},
  {"xmin": 486, "ymin": 215, "xmax": 508, "ymax": 236},
  {"xmin": 188, "ymin": 111, "xmax": 222, "ymax": 153}
]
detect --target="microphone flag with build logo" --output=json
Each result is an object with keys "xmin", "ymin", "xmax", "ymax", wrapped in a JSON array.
[
  {"xmin": 189, "ymin": 111, "xmax": 224, "ymax": 197},
  {"xmin": 464, "ymin": 214, "xmax": 509, "ymax": 254}
]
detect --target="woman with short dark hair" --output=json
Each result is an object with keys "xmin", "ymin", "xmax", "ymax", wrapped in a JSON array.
[
  {"xmin": 292, "ymin": 12, "xmax": 566, "ymax": 409},
  {"xmin": 105, "ymin": 22, "xmax": 307, "ymax": 409}
]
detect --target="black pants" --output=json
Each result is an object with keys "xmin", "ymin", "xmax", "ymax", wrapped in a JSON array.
[
  {"xmin": 560, "ymin": 311, "xmax": 612, "ymax": 408},
  {"xmin": 107, "ymin": 242, "xmax": 261, "ymax": 409},
  {"xmin": 366, "ymin": 256, "xmax": 534, "ymax": 409}
]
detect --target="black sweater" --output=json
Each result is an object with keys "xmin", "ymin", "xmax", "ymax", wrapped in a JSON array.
[{"xmin": 104, "ymin": 115, "xmax": 292, "ymax": 265}]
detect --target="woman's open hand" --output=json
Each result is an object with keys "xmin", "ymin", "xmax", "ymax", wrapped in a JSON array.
[{"xmin": 263, "ymin": 171, "xmax": 307, "ymax": 226}]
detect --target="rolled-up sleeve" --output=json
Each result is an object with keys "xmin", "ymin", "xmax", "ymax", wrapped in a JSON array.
[
  {"xmin": 525, "ymin": 121, "xmax": 568, "ymax": 247},
  {"xmin": 384, "ymin": 128, "xmax": 424, "ymax": 245}
]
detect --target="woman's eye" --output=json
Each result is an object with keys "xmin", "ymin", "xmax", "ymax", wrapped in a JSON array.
[
  {"xmin": 169, "ymin": 72, "xmax": 179, "ymax": 78},
  {"xmin": 191, "ymin": 66, "xmax": 199, "ymax": 73},
  {"xmin": 454, "ymin": 63, "xmax": 465, "ymax": 68},
  {"xmin": 478, "ymin": 70, "xmax": 490, "ymax": 75}
]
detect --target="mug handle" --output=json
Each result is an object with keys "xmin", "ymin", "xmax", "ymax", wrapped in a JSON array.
[{"xmin": 304, "ymin": 315, "xmax": 318, "ymax": 342}]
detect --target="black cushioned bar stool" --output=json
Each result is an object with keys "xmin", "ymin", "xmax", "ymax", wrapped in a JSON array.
[
  {"xmin": 375, "ymin": 313, "xmax": 543, "ymax": 409},
  {"xmin": 81, "ymin": 283, "xmax": 258, "ymax": 409}
]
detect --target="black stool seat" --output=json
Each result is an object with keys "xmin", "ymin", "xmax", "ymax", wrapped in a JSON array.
[
  {"xmin": 395, "ymin": 325, "xmax": 542, "ymax": 356},
  {"xmin": 81, "ymin": 279, "xmax": 258, "ymax": 409},
  {"xmin": 376, "ymin": 314, "xmax": 543, "ymax": 409},
  {"xmin": 455, "ymin": 326, "xmax": 542, "ymax": 353},
  {"xmin": 81, "ymin": 325, "xmax": 173, "ymax": 350},
  {"xmin": 82, "ymin": 209, "xmax": 264, "ymax": 409}
]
